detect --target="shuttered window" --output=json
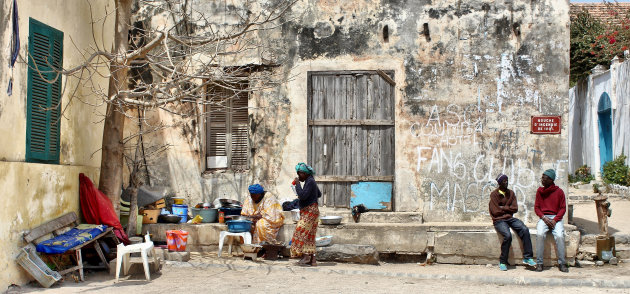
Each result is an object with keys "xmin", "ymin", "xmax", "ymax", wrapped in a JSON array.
[
  {"xmin": 26, "ymin": 18, "xmax": 63, "ymax": 164},
  {"xmin": 206, "ymin": 83, "xmax": 249, "ymax": 170}
]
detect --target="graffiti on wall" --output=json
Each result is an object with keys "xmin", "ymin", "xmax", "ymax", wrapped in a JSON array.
[
  {"xmin": 409, "ymin": 104, "xmax": 483, "ymax": 148},
  {"xmin": 410, "ymin": 103, "xmax": 566, "ymax": 220},
  {"xmin": 418, "ymin": 147, "xmax": 537, "ymax": 216}
]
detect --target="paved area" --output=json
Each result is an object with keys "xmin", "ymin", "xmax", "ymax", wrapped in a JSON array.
[
  {"xmin": 571, "ymin": 199, "xmax": 630, "ymax": 236},
  {"xmin": 9, "ymin": 253, "xmax": 630, "ymax": 293}
]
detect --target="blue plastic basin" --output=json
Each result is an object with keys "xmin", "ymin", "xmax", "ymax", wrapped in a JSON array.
[{"xmin": 226, "ymin": 220, "xmax": 252, "ymax": 233}]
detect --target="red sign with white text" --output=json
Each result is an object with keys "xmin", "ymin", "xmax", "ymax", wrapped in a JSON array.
[{"xmin": 531, "ymin": 116, "xmax": 561, "ymax": 134}]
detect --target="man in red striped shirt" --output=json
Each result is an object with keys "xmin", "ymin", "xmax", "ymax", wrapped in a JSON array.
[{"xmin": 534, "ymin": 169, "xmax": 568, "ymax": 273}]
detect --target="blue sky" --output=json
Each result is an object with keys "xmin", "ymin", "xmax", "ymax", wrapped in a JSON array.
[{"xmin": 571, "ymin": 0, "xmax": 630, "ymax": 2}]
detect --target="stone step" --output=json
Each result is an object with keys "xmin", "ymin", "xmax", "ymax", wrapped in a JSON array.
[
  {"xmin": 282, "ymin": 210, "xmax": 423, "ymax": 224},
  {"xmin": 580, "ymin": 233, "xmax": 630, "ymax": 246},
  {"xmin": 578, "ymin": 245, "xmax": 630, "ymax": 259}
]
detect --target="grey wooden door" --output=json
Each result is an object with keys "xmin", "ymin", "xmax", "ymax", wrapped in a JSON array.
[{"xmin": 307, "ymin": 71, "xmax": 395, "ymax": 208}]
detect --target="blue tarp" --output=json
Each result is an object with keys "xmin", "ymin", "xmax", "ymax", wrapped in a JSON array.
[{"xmin": 36, "ymin": 224, "xmax": 107, "ymax": 254}]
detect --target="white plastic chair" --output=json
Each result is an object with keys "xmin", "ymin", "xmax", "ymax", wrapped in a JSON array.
[
  {"xmin": 218, "ymin": 231, "xmax": 252, "ymax": 257},
  {"xmin": 115, "ymin": 232, "xmax": 157, "ymax": 282}
]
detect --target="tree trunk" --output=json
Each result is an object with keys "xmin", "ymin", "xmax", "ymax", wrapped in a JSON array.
[
  {"xmin": 127, "ymin": 185, "xmax": 139, "ymax": 237},
  {"xmin": 98, "ymin": 0, "xmax": 132, "ymax": 212}
]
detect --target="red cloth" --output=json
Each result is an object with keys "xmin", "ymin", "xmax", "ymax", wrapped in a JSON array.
[
  {"xmin": 79, "ymin": 173, "xmax": 129, "ymax": 244},
  {"xmin": 534, "ymin": 185, "xmax": 566, "ymax": 222}
]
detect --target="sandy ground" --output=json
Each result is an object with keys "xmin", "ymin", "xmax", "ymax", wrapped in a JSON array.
[
  {"xmin": 571, "ymin": 200, "xmax": 630, "ymax": 235},
  {"xmin": 9, "ymin": 253, "xmax": 630, "ymax": 294}
]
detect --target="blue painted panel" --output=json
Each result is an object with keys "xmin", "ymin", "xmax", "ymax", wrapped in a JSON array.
[{"xmin": 350, "ymin": 182, "xmax": 392, "ymax": 210}]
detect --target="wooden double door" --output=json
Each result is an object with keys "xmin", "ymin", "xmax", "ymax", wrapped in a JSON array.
[{"xmin": 307, "ymin": 71, "xmax": 395, "ymax": 208}]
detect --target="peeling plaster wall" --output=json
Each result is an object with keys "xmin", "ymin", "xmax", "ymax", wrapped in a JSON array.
[
  {"xmin": 0, "ymin": 163, "xmax": 100, "ymax": 290},
  {"xmin": 0, "ymin": 0, "xmax": 113, "ymax": 290},
  {"xmin": 134, "ymin": 0, "xmax": 569, "ymax": 223}
]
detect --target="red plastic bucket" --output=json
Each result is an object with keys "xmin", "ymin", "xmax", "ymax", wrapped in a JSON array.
[{"xmin": 166, "ymin": 230, "xmax": 189, "ymax": 252}]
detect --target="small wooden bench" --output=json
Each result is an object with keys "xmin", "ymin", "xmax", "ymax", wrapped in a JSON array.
[{"xmin": 23, "ymin": 212, "xmax": 116, "ymax": 281}]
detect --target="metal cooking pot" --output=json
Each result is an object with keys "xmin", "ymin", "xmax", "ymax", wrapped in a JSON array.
[
  {"xmin": 158, "ymin": 214, "xmax": 182, "ymax": 223},
  {"xmin": 225, "ymin": 215, "xmax": 251, "ymax": 221},
  {"xmin": 320, "ymin": 216, "xmax": 342, "ymax": 225},
  {"xmin": 213, "ymin": 198, "xmax": 242, "ymax": 208}
]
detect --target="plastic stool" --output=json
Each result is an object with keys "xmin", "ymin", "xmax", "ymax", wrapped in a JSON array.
[
  {"xmin": 218, "ymin": 231, "xmax": 252, "ymax": 257},
  {"xmin": 115, "ymin": 232, "xmax": 157, "ymax": 282}
]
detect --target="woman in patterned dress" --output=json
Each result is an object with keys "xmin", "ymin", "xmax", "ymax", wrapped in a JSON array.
[
  {"xmin": 290, "ymin": 163, "xmax": 322, "ymax": 266},
  {"xmin": 241, "ymin": 184, "xmax": 285, "ymax": 243}
]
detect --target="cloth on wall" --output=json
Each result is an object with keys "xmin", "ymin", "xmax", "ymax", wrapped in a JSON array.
[{"xmin": 7, "ymin": 0, "xmax": 20, "ymax": 96}]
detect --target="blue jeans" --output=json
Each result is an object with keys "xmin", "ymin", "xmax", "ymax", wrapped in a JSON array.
[
  {"xmin": 536, "ymin": 215, "xmax": 566, "ymax": 265},
  {"xmin": 494, "ymin": 218, "xmax": 533, "ymax": 264}
]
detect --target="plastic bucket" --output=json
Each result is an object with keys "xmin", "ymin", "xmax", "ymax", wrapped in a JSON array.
[
  {"xmin": 166, "ymin": 230, "xmax": 189, "ymax": 252},
  {"xmin": 191, "ymin": 208, "xmax": 218, "ymax": 223},
  {"xmin": 166, "ymin": 231, "xmax": 176, "ymax": 251},
  {"xmin": 173, "ymin": 198, "xmax": 185, "ymax": 205},
  {"xmin": 172, "ymin": 204, "xmax": 188, "ymax": 223}
]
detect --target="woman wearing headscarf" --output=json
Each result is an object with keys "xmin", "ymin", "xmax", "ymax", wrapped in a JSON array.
[
  {"xmin": 290, "ymin": 162, "xmax": 322, "ymax": 266},
  {"xmin": 241, "ymin": 184, "xmax": 285, "ymax": 244}
]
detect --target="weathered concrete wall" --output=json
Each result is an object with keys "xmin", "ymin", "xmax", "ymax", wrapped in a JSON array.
[
  {"xmin": 133, "ymin": 0, "xmax": 569, "ymax": 224},
  {"xmin": 0, "ymin": 163, "xmax": 100, "ymax": 290},
  {"xmin": 0, "ymin": 0, "xmax": 112, "ymax": 166},
  {"xmin": 0, "ymin": 0, "xmax": 113, "ymax": 290}
]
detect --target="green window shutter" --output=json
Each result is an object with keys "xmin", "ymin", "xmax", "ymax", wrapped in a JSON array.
[{"xmin": 26, "ymin": 18, "xmax": 63, "ymax": 164}]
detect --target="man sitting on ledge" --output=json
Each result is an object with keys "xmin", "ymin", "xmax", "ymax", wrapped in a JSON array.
[
  {"xmin": 489, "ymin": 173, "xmax": 537, "ymax": 271},
  {"xmin": 534, "ymin": 169, "xmax": 568, "ymax": 273}
]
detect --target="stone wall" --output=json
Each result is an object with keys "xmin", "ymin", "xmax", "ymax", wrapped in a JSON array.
[{"xmin": 133, "ymin": 0, "xmax": 569, "ymax": 224}]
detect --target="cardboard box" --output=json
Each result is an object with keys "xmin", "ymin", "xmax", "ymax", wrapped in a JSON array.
[
  {"xmin": 141, "ymin": 209, "xmax": 160, "ymax": 224},
  {"xmin": 154, "ymin": 199, "xmax": 166, "ymax": 209}
]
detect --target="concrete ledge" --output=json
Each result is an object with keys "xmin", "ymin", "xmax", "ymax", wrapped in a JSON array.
[
  {"xmin": 433, "ymin": 229, "xmax": 580, "ymax": 266},
  {"xmin": 317, "ymin": 244, "xmax": 379, "ymax": 264},
  {"xmin": 144, "ymin": 222, "xmax": 579, "ymax": 265}
]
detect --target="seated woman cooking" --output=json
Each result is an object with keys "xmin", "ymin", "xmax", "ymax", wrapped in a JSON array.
[{"xmin": 241, "ymin": 184, "xmax": 285, "ymax": 243}]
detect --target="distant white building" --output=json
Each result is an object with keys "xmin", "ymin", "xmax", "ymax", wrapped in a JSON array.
[{"xmin": 569, "ymin": 56, "xmax": 630, "ymax": 177}]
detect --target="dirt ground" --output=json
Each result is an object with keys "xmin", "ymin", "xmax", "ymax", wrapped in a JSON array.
[{"xmin": 9, "ymin": 253, "xmax": 630, "ymax": 294}]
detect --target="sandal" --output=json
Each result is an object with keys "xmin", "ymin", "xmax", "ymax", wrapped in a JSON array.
[{"xmin": 296, "ymin": 255, "xmax": 311, "ymax": 265}]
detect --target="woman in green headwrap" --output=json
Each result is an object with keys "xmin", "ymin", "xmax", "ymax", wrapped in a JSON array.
[{"xmin": 290, "ymin": 162, "xmax": 321, "ymax": 266}]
